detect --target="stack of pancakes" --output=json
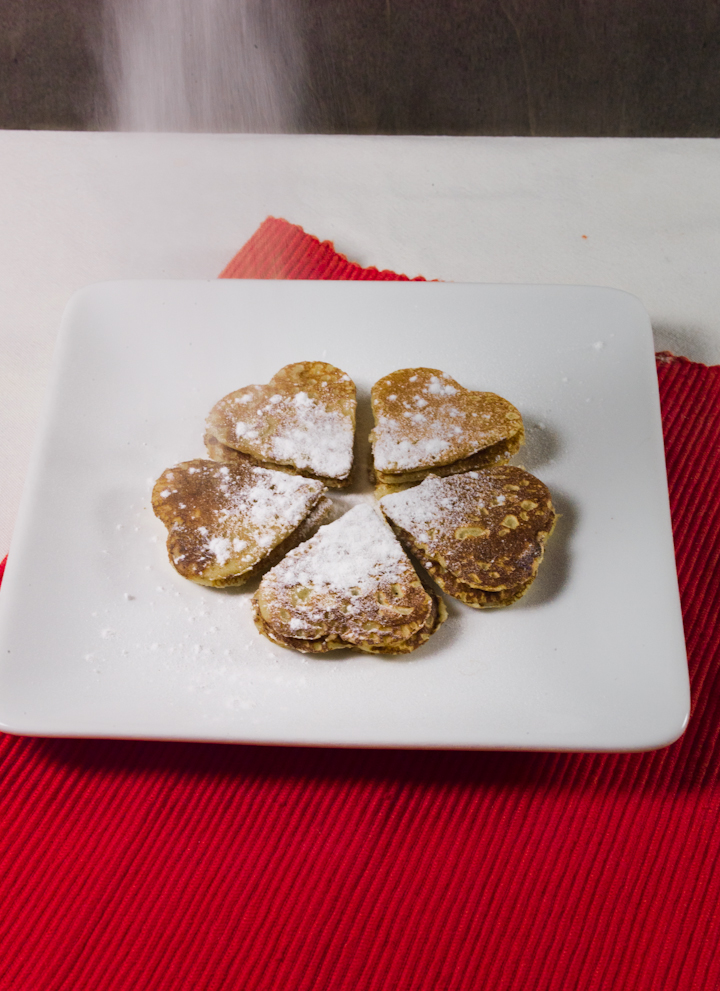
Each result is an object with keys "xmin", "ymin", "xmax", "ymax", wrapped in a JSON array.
[
  {"xmin": 252, "ymin": 504, "xmax": 446, "ymax": 653},
  {"xmin": 152, "ymin": 460, "xmax": 332, "ymax": 587},
  {"xmin": 369, "ymin": 367, "xmax": 524, "ymax": 495},
  {"xmin": 205, "ymin": 361, "xmax": 356, "ymax": 488},
  {"xmin": 380, "ymin": 467, "xmax": 556, "ymax": 608}
]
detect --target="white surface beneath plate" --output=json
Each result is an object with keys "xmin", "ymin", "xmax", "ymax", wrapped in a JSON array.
[{"xmin": 0, "ymin": 281, "xmax": 689, "ymax": 750}]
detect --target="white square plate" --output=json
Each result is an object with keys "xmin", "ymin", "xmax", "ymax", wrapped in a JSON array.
[{"xmin": 0, "ymin": 281, "xmax": 689, "ymax": 749}]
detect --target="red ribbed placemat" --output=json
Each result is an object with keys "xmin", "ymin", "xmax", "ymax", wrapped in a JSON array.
[
  {"xmin": 219, "ymin": 216, "xmax": 427, "ymax": 281},
  {"xmin": 0, "ymin": 218, "xmax": 719, "ymax": 991}
]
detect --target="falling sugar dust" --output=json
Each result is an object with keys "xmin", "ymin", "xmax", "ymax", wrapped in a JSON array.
[{"xmin": 103, "ymin": 0, "xmax": 302, "ymax": 131}]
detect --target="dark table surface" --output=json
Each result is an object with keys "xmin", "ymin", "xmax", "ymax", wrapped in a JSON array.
[{"xmin": 2, "ymin": 0, "xmax": 719, "ymax": 136}]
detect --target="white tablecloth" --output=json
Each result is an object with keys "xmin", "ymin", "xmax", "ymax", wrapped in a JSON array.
[{"xmin": 1, "ymin": 131, "xmax": 719, "ymax": 554}]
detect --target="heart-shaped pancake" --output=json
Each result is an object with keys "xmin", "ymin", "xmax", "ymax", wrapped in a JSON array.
[
  {"xmin": 152, "ymin": 459, "xmax": 331, "ymax": 587},
  {"xmin": 380, "ymin": 467, "xmax": 556, "ymax": 608},
  {"xmin": 206, "ymin": 362, "xmax": 356, "ymax": 487},
  {"xmin": 252, "ymin": 504, "xmax": 446, "ymax": 653},
  {"xmin": 370, "ymin": 368, "xmax": 524, "ymax": 486}
]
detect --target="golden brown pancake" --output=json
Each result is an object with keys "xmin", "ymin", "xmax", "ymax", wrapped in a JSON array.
[
  {"xmin": 380, "ymin": 467, "xmax": 556, "ymax": 608},
  {"xmin": 369, "ymin": 368, "xmax": 524, "ymax": 488},
  {"xmin": 152, "ymin": 459, "xmax": 331, "ymax": 587},
  {"xmin": 252, "ymin": 503, "xmax": 446, "ymax": 653},
  {"xmin": 203, "ymin": 433, "xmax": 256, "ymax": 467},
  {"xmin": 206, "ymin": 362, "xmax": 356, "ymax": 487}
]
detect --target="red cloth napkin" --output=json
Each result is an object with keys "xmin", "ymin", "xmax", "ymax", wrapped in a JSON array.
[{"xmin": 1, "ymin": 217, "xmax": 719, "ymax": 991}]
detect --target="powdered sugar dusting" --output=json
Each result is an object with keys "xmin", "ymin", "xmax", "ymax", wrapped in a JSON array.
[
  {"xmin": 206, "ymin": 467, "xmax": 324, "ymax": 553},
  {"xmin": 153, "ymin": 460, "xmax": 325, "ymax": 582},
  {"xmin": 271, "ymin": 504, "xmax": 407, "ymax": 594},
  {"xmin": 371, "ymin": 368, "xmax": 523, "ymax": 472},
  {"xmin": 267, "ymin": 393, "xmax": 353, "ymax": 479},
  {"xmin": 207, "ymin": 536, "xmax": 232, "ymax": 565},
  {"xmin": 381, "ymin": 473, "xmax": 517, "ymax": 543},
  {"xmin": 427, "ymin": 374, "xmax": 457, "ymax": 396},
  {"xmin": 374, "ymin": 433, "xmax": 451, "ymax": 471},
  {"xmin": 255, "ymin": 503, "xmax": 434, "ymax": 645},
  {"xmin": 380, "ymin": 468, "xmax": 555, "ymax": 591},
  {"xmin": 381, "ymin": 475, "xmax": 449, "ymax": 541},
  {"xmin": 207, "ymin": 362, "xmax": 356, "ymax": 481}
]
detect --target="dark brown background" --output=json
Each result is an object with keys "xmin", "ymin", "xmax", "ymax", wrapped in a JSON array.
[{"xmin": 2, "ymin": 0, "xmax": 720, "ymax": 134}]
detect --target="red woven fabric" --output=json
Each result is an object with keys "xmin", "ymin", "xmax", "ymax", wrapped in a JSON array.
[
  {"xmin": 219, "ymin": 216, "xmax": 426, "ymax": 281},
  {"xmin": 0, "ymin": 219, "xmax": 719, "ymax": 991}
]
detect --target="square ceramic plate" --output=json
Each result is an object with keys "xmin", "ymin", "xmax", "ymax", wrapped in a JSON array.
[{"xmin": 0, "ymin": 281, "xmax": 689, "ymax": 750}]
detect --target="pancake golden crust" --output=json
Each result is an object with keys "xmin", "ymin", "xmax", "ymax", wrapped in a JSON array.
[
  {"xmin": 369, "ymin": 367, "xmax": 524, "ymax": 484},
  {"xmin": 380, "ymin": 467, "xmax": 556, "ymax": 607},
  {"xmin": 252, "ymin": 504, "xmax": 446, "ymax": 654},
  {"xmin": 203, "ymin": 433, "xmax": 256, "ymax": 467},
  {"xmin": 206, "ymin": 362, "xmax": 356, "ymax": 486},
  {"xmin": 152, "ymin": 459, "xmax": 329, "ymax": 587},
  {"xmin": 403, "ymin": 538, "xmax": 534, "ymax": 608}
]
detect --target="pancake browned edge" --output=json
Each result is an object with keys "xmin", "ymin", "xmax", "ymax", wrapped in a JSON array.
[
  {"xmin": 152, "ymin": 459, "xmax": 332, "ymax": 587},
  {"xmin": 369, "ymin": 437, "xmax": 522, "ymax": 496},
  {"xmin": 204, "ymin": 431, "xmax": 354, "ymax": 490},
  {"xmin": 205, "ymin": 361, "xmax": 356, "ymax": 488},
  {"xmin": 252, "ymin": 592, "xmax": 446, "ymax": 654},
  {"xmin": 380, "ymin": 466, "xmax": 556, "ymax": 609},
  {"xmin": 251, "ymin": 503, "xmax": 447, "ymax": 654},
  {"xmin": 369, "ymin": 367, "xmax": 524, "ymax": 490}
]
